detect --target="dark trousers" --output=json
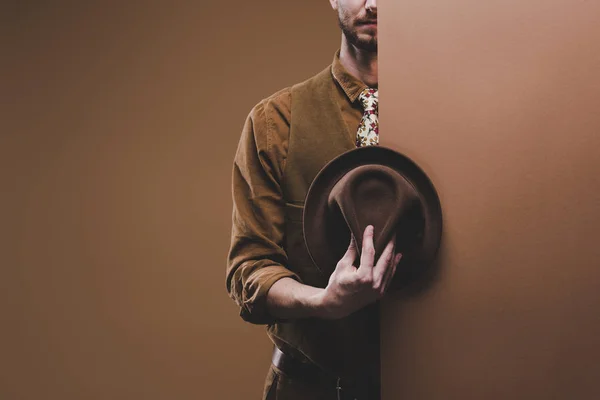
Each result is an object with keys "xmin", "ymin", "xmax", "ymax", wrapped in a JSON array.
[{"xmin": 262, "ymin": 363, "xmax": 380, "ymax": 400}]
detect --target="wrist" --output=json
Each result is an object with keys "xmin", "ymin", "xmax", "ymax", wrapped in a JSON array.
[{"xmin": 308, "ymin": 287, "xmax": 336, "ymax": 319}]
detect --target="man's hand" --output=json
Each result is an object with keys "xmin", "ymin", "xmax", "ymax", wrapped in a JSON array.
[
  {"xmin": 265, "ymin": 225, "xmax": 401, "ymax": 321},
  {"xmin": 316, "ymin": 225, "xmax": 402, "ymax": 320}
]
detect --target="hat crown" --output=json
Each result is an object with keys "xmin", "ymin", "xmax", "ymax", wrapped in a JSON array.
[{"xmin": 327, "ymin": 164, "xmax": 423, "ymax": 261}]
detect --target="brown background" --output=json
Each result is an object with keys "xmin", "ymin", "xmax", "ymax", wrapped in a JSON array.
[
  {"xmin": 380, "ymin": 0, "xmax": 600, "ymax": 398},
  {"xmin": 2, "ymin": 2, "xmax": 338, "ymax": 399},
  {"xmin": 3, "ymin": 1, "xmax": 600, "ymax": 400}
]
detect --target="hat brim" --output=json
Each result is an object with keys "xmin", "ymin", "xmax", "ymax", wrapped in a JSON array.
[{"xmin": 303, "ymin": 146, "xmax": 443, "ymax": 289}]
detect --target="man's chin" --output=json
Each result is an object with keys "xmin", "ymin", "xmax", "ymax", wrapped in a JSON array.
[
  {"xmin": 342, "ymin": 27, "xmax": 378, "ymax": 52},
  {"xmin": 355, "ymin": 36, "xmax": 378, "ymax": 52},
  {"xmin": 361, "ymin": 43, "xmax": 378, "ymax": 52}
]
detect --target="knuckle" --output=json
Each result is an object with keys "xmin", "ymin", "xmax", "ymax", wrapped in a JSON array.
[{"xmin": 360, "ymin": 275, "xmax": 372, "ymax": 286}]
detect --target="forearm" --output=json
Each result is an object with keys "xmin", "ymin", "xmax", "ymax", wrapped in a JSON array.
[{"xmin": 265, "ymin": 277, "xmax": 328, "ymax": 320}]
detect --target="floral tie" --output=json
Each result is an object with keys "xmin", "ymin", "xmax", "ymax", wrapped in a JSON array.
[{"xmin": 356, "ymin": 88, "xmax": 379, "ymax": 147}]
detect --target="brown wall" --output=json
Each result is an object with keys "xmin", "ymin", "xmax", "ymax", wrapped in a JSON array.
[
  {"xmin": 2, "ymin": 2, "xmax": 338, "ymax": 399},
  {"xmin": 4, "ymin": 1, "xmax": 600, "ymax": 399},
  {"xmin": 380, "ymin": 0, "xmax": 600, "ymax": 398}
]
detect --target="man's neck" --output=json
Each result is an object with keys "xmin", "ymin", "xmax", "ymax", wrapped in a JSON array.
[{"xmin": 339, "ymin": 36, "xmax": 378, "ymax": 88}]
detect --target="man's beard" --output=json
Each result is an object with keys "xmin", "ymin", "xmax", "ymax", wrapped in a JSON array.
[{"xmin": 338, "ymin": 13, "xmax": 377, "ymax": 52}]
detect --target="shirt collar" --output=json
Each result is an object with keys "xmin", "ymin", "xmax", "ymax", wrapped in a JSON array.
[{"xmin": 331, "ymin": 49, "xmax": 369, "ymax": 103}]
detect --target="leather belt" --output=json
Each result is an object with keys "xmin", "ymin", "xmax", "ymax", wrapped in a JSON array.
[{"xmin": 271, "ymin": 346, "xmax": 376, "ymax": 400}]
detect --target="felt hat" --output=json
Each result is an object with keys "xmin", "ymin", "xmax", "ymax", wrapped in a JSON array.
[{"xmin": 303, "ymin": 145, "xmax": 443, "ymax": 289}]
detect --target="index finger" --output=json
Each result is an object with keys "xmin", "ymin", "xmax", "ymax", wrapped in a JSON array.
[{"xmin": 373, "ymin": 233, "xmax": 396, "ymax": 281}]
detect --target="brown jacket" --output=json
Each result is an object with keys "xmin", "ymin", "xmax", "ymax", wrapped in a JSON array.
[{"xmin": 227, "ymin": 50, "xmax": 378, "ymax": 381}]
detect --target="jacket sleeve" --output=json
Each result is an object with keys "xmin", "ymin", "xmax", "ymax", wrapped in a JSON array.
[{"xmin": 226, "ymin": 98, "xmax": 302, "ymax": 325}]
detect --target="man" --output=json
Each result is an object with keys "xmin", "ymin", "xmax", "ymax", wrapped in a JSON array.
[{"xmin": 227, "ymin": 1, "xmax": 401, "ymax": 398}]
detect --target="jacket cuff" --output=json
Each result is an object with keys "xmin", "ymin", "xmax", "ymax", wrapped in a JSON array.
[{"xmin": 240, "ymin": 266, "xmax": 302, "ymax": 325}]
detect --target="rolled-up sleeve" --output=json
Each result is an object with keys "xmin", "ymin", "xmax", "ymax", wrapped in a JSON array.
[{"xmin": 226, "ymin": 95, "xmax": 302, "ymax": 325}]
